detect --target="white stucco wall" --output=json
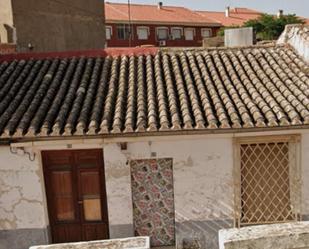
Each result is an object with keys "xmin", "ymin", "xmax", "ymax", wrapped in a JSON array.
[
  {"xmin": 1, "ymin": 129, "xmax": 309, "ymax": 248},
  {"xmin": 0, "ymin": 146, "xmax": 46, "ymax": 230},
  {"xmin": 0, "ymin": 141, "xmax": 105, "ymax": 233},
  {"xmin": 277, "ymin": 24, "xmax": 309, "ymax": 63},
  {"xmin": 104, "ymin": 137, "xmax": 234, "ymax": 228}
]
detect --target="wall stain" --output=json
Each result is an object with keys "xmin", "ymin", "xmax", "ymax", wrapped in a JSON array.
[
  {"xmin": 0, "ymin": 168, "xmax": 43, "ymax": 230},
  {"xmin": 105, "ymin": 162, "xmax": 130, "ymax": 179},
  {"xmin": 174, "ymin": 156, "xmax": 194, "ymax": 169}
]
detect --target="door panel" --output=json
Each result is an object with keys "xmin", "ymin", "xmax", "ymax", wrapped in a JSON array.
[
  {"xmin": 80, "ymin": 171, "xmax": 102, "ymax": 222},
  {"xmin": 80, "ymin": 171, "xmax": 101, "ymax": 196},
  {"xmin": 83, "ymin": 198, "xmax": 102, "ymax": 221},
  {"xmin": 42, "ymin": 149, "xmax": 109, "ymax": 243},
  {"xmin": 83, "ymin": 223, "xmax": 109, "ymax": 241},
  {"xmin": 52, "ymin": 224, "xmax": 82, "ymax": 243},
  {"xmin": 51, "ymin": 171, "xmax": 75, "ymax": 221}
]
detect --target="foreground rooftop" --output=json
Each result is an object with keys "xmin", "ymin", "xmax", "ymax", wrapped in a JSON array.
[{"xmin": 0, "ymin": 41, "xmax": 308, "ymax": 141}]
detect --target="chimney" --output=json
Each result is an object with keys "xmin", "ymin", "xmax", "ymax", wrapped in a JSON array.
[
  {"xmin": 225, "ymin": 6, "xmax": 230, "ymax": 17},
  {"xmin": 158, "ymin": 2, "xmax": 163, "ymax": 9},
  {"xmin": 277, "ymin": 9, "xmax": 283, "ymax": 18}
]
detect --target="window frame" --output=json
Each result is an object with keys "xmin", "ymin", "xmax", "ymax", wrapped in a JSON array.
[
  {"xmin": 136, "ymin": 26, "xmax": 150, "ymax": 40},
  {"xmin": 156, "ymin": 27, "xmax": 169, "ymax": 41},
  {"xmin": 233, "ymin": 135, "xmax": 301, "ymax": 228},
  {"xmin": 171, "ymin": 27, "xmax": 183, "ymax": 40},
  {"xmin": 184, "ymin": 28, "xmax": 195, "ymax": 41},
  {"xmin": 116, "ymin": 24, "xmax": 132, "ymax": 40},
  {"xmin": 201, "ymin": 28, "xmax": 212, "ymax": 38},
  {"xmin": 105, "ymin": 26, "xmax": 112, "ymax": 40}
]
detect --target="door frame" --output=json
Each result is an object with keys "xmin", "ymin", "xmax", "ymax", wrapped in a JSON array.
[{"xmin": 41, "ymin": 149, "xmax": 109, "ymax": 243}]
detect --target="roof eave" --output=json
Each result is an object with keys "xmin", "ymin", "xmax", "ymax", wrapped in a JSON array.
[{"xmin": 2, "ymin": 125, "xmax": 309, "ymax": 144}]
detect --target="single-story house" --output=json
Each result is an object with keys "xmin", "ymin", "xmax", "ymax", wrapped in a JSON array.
[{"xmin": 0, "ymin": 25, "xmax": 308, "ymax": 249}]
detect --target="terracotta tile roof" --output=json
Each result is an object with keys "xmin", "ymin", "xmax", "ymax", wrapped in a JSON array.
[
  {"xmin": 0, "ymin": 45, "xmax": 308, "ymax": 139},
  {"xmin": 196, "ymin": 8, "xmax": 261, "ymax": 26},
  {"xmin": 105, "ymin": 2, "xmax": 221, "ymax": 26}
]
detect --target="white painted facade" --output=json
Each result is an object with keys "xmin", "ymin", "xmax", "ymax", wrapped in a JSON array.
[
  {"xmin": 0, "ymin": 145, "xmax": 47, "ymax": 230},
  {"xmin": 1, "ymin": 129, "xmax": 309, "ymax": 248},
  {"xmin": 104, "ymin": 137, "xmax": 234, "ymax": 235}
]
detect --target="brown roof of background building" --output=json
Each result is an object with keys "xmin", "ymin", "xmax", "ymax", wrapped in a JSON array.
[
  {"xmin": 195, "ymin": 8, "xmax": 262, "ymax": 26},
  {"xmin": 0, "ymin": 44, "xmax": 16, "ymax": 55},
  {"xmin": 105, "ymin": 2, "xmax": 221, "ymax": 26},
  {"xmin": 0, "ymin": 44, "xmax": 308, "ymax": 140},
  {"xmin": 105, "ymin": 2, "xmax": 309, "ymax": 29}
]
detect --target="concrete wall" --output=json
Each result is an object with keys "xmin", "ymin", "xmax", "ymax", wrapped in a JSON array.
[
  {"xmin": 0, "ymin": 0, "xmax": 14, "ymax": 43},
  {"xmin": 11, "ymin": 0, "xmax": 106, "ymax": 52},
  {"xmin": 224, "ymin": 27, "xmax": 253, "ymax": 47},
  {"xmin": 219, "ymin": 221, "xmax": 309, "ymax": 249},
  {"xmin": 30, "ymin": 237, "xmax": 150, "ymax": 249},
  {"xmin": 1, "ymin": 129, "xmax": 309, "ymax": 249}
]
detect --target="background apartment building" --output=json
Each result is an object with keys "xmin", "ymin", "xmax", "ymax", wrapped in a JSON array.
[{"xmin": 105, "ymin": 2, "xmax": 222, "ymax": 47}]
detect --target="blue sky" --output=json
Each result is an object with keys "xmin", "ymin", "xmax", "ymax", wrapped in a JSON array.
[{"xmin": 109, "ymin": 0, "xmax": 309, "ymax": 17}]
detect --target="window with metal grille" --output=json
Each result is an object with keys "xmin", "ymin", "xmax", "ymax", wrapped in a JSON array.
[
  {"xmin": 106, "ymin": 26, "xmax": 112, "ymax": 40},
  {"xmin": 184, "ymin": 28, "xmax": 195, "ymax": 40},
  {"xmin": 201, "ymin": 28, "xmax": 212, "ymax": 38},
  {"xmin": 234, "ymin": 136, "xmax": 301, "ymax": 227},
  {"xmin": 137, "ymin": 26, "xmax": 149, "ymax": 40},
  {"xmin": 156, "ymin": 27, "xmax": 168, "ymax": 40},
  {"xmin": 171, "ymin": 27, "xmax": 183, "ymax": 40},
  {"xmin": 117, "ymin": 24, "xmax": 131, "ymax": 40}
]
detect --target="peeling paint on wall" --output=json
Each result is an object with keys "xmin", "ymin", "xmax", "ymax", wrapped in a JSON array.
[
  {"xmin": 103, "ymin": 137, "xmax": 235, "ymax": 246},
  {"xmin": 1, "ymin": 131, "xmax": 309, "ymax": 249},
  {"xmin": 0, "ymin": 147, "xmax": 46, "ymax": 230}
]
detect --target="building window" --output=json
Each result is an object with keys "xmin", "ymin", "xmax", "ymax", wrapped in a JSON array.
[
  {"xmin": 201, "ymin": 28, "xmax": 212, "ymax": 38},
  {"xmin": 156, "ymin": 27, "xmax": 168, "ymax": 40},
  {"xmin": 137, "ymin": 26, "xmax": 149, "ymax": 40},
  {"xmin": 171, "ymin": 27, "xmax": 183, "ymax": 40},
  {"xmin": 234, "ymin": 136, "xmax": 301, "ymax": 227},
  {"xmin": 117, "ymin": 24, "xmax": 131, "ymax": 40},
  {"xmin": 184, "ymin": 28, "xmax": 195, "ymax": 40},
  {"xmin": 106, "ymin": 26, "xmax": 112, "ymax": 40}
]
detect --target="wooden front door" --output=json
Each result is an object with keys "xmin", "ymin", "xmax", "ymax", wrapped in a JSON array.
[{"xmin": 42, "ymin": 149, "xmax": 109, "ymax": 243}]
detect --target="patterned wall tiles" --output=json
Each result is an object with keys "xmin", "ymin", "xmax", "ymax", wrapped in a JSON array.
[{"xmin": 130, "ymin": 158, "xmax": 175, "ymax": 246}]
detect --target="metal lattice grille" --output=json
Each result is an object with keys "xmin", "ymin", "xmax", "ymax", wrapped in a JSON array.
[{"xmin": 239, "ymin": 141, "xmax": 298, "ymax": 226}]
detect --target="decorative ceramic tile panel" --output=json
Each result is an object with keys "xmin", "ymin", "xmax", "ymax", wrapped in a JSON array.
[{"xmin": 130, "ymin": 158, "xmax": 175, "ymax": 247}]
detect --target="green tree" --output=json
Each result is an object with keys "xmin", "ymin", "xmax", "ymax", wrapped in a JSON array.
[{"xmin": 244, "ymin": 14, "xmax": 304, "ymax": 40}]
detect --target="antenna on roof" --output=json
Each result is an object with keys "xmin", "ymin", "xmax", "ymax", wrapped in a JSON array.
[{"xmin": 128, "ymin": 0, "xmax": 132, "ymax": 47}]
